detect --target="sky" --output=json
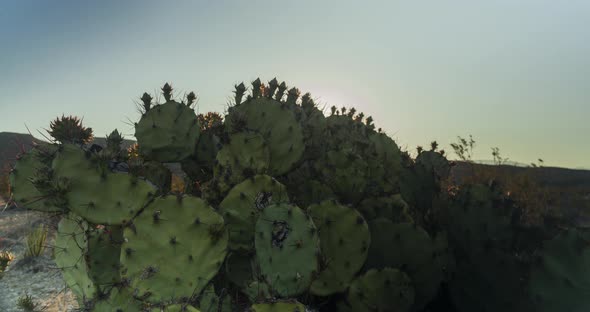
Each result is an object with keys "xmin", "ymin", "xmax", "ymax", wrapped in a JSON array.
[{"xmin": 0, "ymin": 0, "xmax": 588, "ymax": 169}]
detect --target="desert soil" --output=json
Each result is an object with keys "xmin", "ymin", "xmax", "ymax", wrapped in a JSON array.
[{"xmin": 0, "ymin": 199, "xmax": 79, "ymax": 312}]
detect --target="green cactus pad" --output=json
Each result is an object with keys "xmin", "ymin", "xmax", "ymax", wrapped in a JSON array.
[
  {"xmin": 324, "ymin": 114, "xmax": 369, "ymax": 153},
  {"xmin": 141, "ymin": 161, "xmax": 172, "ymax": 193},
  {"xmin": 365, "ymin": 220, "xmax": 444, "ymax": 310},
  {"xmin": 366, "ymin": 131, "xmax": 403, "ymax": 195},
  {"xmin": 415, "ymin": 150, "xmax": 451, "ymax": 180},
  {"xmin": 244, "ymin": 281, "xmax": 272, "ymax": 302},
  {"xmin": 89, "ymin": 286, "xmax": 144, "ymax": 312},
  {"xmin": 135, "ymin": 100, "xmax": 201, "ymax": 162},
  {"xmin": 218, "ymin": 175, "xmax": 289, "ymax": 251},
  {"xmin": 368, "ymin": 131, "xmax": 402, "ymax": 171},
  {"xmin": 225, "ymin": 251, "xmax": 255, "ymax": 288},
  {"xmin": 9, "ymin": 143, "xmax": 62, "ymax": 212},
  {"xmin": 214, "ymin": 132, "xmax": 270, "ymax": 185},
  {"xmin": 357, "ymin": 195, "xmax": 413, "ymax": 223},
  {"xmin": 316, "ymin": 149, "xmax": 369, "ymax": 205},
  {"xmin": 432, "ymin": 231, "xmax": 456, "ymax": 282},
  {"xmin": 249, "ymin": 300, "xmax": 307, "ymax": 312},
  {"xmin": 308, "ymin": 200, "xmax": 371, "ymax": 296},
  {"xmin": 181, "ymin": 132, "xmax": 222, "ymax": 182},
  {"xmin": 255, "ymin": 203, "xmax": 319, "ymax": 297},
  {"xmin": 54, "ymin": 213, "xmax": 96, "ymax": 304},
  {"xmin": 447, "ymin": 183, "xmax": 514, "ymax": 255},
  {"xmin": 120, "ymin": 195, "xmax": 228, "ymax": 303},
  {"xmin": 86, "ymin": 225, "xmax": 123, "ymax": 287},
  {"xmin": 52, "ymin": 144, "xmax": 156, "ymax": 225},
  {"xmin": 197, "ymin": 284, "xmax": 233, "ymax": 312},
  {"xmin": 347, "ymin": 268, "xmax": 415, "ymax": 312},
  {"xmin": 298, "ymin": 98, "xmax": 327, "ymax": 160},
  {"xmin": 529, "ymin": 229, "xmax": 590, "ymax": 312},
  {"xmin": 279, "ymin": 161, "xmax": 335, "ymax": 208},
  {"xmin": 225, "ymin": 97, "xmax": 304, "ymax": 175},
  {"xmin": 151, "ymin": 304, "xmax": 201, "ymax": 312}
]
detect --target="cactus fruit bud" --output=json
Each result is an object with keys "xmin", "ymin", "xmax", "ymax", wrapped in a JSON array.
[
  {"xmin": 301, "ymin": 92, "xmax": 314, "ymax": 111},
  {"xmin": 140, "ymin": 92, "xmax": 153, "ymax": 113},
  {"xmin": 430, "ymin": 141, "xmax": 439, "ymax": 151},
  {"xmin": 267, "ymin": 78, "xmax": 279, "ymax": 98},
  {"xmin": 251, "ymin": 78, "xmax": 263, "ymax": 98},
  {"xmin": 161, "ymin": 83, "xmax": 173, "ymax": 101},
  {"xmin": 286, "ymin": 87, "xmax": 300, "ymax": 105},
  {"xmin": 276, "ymin": 81, "xmax": 288, "ymax": 101},
  {"xmin": 186, "ymin": 91, "xmax": 197, "ymax": 106},
  {"xmin": 330, "ymin": 105, "xmax": 337, "ymax": 116},
  {"xmin": 234, "ymin": 82, "xmax": 246, "ymax": 105},
  {"xmin": 355, "ymin": 112, "xmax": 364, "ymax": 123}
]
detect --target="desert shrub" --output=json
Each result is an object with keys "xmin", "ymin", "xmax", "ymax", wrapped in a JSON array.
[
  {"xmin": 16, "ymin": 293, "xmax": 37, "ymax": 312},
  {"xmin": 0, "ymin": 249, "xmax": 14, "ymax": 273},
  {"xmin": 450, "ymin": 135, "xmax": 550, "ymax": 226},
  {"xmin": 24, "ymin": 224, "xmax": 47, "ymax": 258}
]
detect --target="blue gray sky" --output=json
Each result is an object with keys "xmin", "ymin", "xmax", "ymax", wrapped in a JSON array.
[{"xmin": 1, "ymin": 1, "xmax": 588, "ymax": 168}]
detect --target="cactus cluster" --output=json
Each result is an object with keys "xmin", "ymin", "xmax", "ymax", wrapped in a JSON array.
[{"xmin": 7, "ymin": 78, "xmax": 590, "ymax": 311}]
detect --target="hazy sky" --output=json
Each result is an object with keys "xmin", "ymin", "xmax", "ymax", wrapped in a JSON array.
[{"xmin": 1, "ymin": 1, "xmax": 588, "ymax": 168}]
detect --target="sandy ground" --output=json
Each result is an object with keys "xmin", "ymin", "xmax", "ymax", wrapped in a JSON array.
[{"xmin": 0, "ymin": 200, "xmax": 78, "ymax": 312}]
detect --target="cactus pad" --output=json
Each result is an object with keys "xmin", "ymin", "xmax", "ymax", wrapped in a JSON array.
[
  {"xmin": 308, "ymin": 200, "xmax": 370, "ymax": 296},
  {"xmin": 254, "ymin": 203, "xmax": 319, "ymax": 297},
  {"xmin": 9, "ymin": 143, "xmax": 62, "ymax": 212},
  {"xmin": 120, "ymin": 195, "xmax": 228, "ymax": 303},
  {"xmin": 225, "ymin": 97, "xmax": 304, "ymax": 175},
  {"xmin": 52, "ymin": 144, "xmax": 156, "ymax": 225},
  {"xmin": 135, "ymin": 100, "xmax": 201, "ymax": 162},
  {"xmin": 214, "ymin": 132, "xmax": 270, "ymax": 185},
  {"xmin": 218, "ymin": 175, "xmax": 289, "ymax": 251},
  {"xmin": 249, "ymin": 300, "xmax": 307, "ymax": 312},
  {"xmin": 529, "ymin": 229, "xmax": 590, "ymax": 312},
  {"xmin": 347, "ymin": 268, "xmax": 415, "ymax": 312},
  {"xmin": 54, "ymin": 213, "xmax": 96, "ymax": 304}
]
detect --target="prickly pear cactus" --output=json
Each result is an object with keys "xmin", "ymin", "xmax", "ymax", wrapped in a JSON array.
[
  {"xmin": 225, "ymin": 85, "xmax": 305, "ymax": 176},
  {"xmin": 8, "ymin": 143, "xmax": 63, "ymax": 212},
  {"xmin": 218, "ymin": 175, "xmax": 289, "ymax": 251},
  {"xmin": 214, "ymin": 132, "xmax": 270, "ymax": 185},
  {"xmin": 346, "ymin": 268, "xmax": 415, "ymax": 312},
  {"xmin": 11, "ymin": 78, "xmax": 583, "ymax": 312},
  {"xmin": 119, "ymin": 195, "xmax": 228, "ymax": 304},
  {"xmin": 52, "ymin": 144, "xmax": 157, "ymax": 225},
  {"xmin": 365, "ymin": 220, "xmax": 445, "ymax": 310},
  {"xmin": 529, "ymin": 229, "xmax": 590, "ymax": 312},
  {"xmin": 134, "ymin": 84, "xmax": 201, "ymax": 162},
  {"xmin": 53, "ymin": 213, "xmax": 96, "ymax": 304},
  {"xmin": 249, "ymin": 300, "xmax": 307, "ymax": 312},
  {"xmin": 308, "ymin": 200, "xmax": 370, "ymax": 296},
  {"xmin": 254, "ymin": 203, "xmax": 319, "ymax": 297}
]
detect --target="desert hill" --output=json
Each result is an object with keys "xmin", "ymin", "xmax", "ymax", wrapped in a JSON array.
[{"xmin": 0, "ymin": 132, "xmax": 136, "ymax": 170}]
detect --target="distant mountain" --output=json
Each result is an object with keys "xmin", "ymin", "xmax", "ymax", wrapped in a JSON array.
[
  {"xmin": 2, "ymin": 131, "xmax": 588, "ymax": 192},
  {"xmin": 0, "ymin": 132, "xmax": 45, "ymax": 170},
  {"xmin": 0, "ymin": 132, "xmax": 136, "ymax": 169},
  {"xmin": 451, "ymin": 161, "xmax": 590, "ymax": 189}
]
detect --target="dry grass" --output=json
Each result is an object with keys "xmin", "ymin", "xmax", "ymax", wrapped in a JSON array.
[
  {"xmin": 0, "ymin": 249, "xmax": 15, "ymax": 273},
  {"xmin": 24, "ymin": 224, "xmax": 48, "ymax": 258}
]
